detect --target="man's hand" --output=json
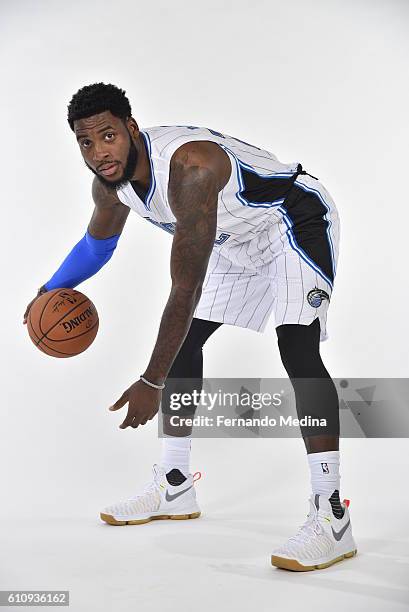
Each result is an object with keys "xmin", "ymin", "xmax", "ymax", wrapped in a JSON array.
[
  {"xmin": 23, "ymin": 285, "xmax": 48, "ymax": 324},
  {"xmin": 109, "ymin": 379, "xmax": 162, "ymax": 429}
]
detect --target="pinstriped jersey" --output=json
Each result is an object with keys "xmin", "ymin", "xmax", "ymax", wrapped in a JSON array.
[
  {"xmin": 115, "ymin": 125, "xmax": 339, "ymax": 339},
  {"xmin": 115, "ymin": 125, "xmax": 302, "ymax": 264}
]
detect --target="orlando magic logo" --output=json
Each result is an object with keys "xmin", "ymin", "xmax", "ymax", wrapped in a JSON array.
[{"xmin": 307, "ymin": 288, "xmax": 330, "ymax": 308}]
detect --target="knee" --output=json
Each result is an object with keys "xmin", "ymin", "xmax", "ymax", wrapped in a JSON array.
[
  {"xmin": 168, "ymin": 335, "xmax": 204, "ymax": 378},
  {"xmin": 168, "ymin": 318, "xmax": 219, "ymax": 378},
  {"xmin": 167, "ymin": 345, "xmax": 202, "ymax": 379},
  {"xmin": 276, "ymin": 319, "xmax": 323, "ymax": 378}
]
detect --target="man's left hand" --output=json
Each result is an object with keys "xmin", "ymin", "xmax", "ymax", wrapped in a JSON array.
[{"xmin": 109, "ymin": 379, "xmax": 162, "ymax": 429}]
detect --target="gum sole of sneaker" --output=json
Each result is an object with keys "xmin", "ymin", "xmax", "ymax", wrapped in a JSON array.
[
  {"xmin": 271, "ymin": 549, "xmax": 357, "ymax": 571},
  {"xmin": 100, "ymin": 511, "xmax": 201, "ymax": 526}
]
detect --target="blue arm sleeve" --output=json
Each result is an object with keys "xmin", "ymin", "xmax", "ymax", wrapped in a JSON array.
[{"xmin": 43, "ymin": 230, "xmax": 121, "ymax": 291}]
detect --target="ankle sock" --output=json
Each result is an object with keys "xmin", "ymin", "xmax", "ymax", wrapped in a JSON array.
[
  {"xmin": 308, "ymin": 450, "xmax": 344, "ymax": 517},
  {"xmin": 308, "ymin": 450, "xmax": 345, "ymax": 518},
  {"xmin": 308, "ymin": 450, "xmax": 340, "ymax": 497},
  {"xmin": 160, "ymin": 436, "xmax": 191, "ymax": 478}
]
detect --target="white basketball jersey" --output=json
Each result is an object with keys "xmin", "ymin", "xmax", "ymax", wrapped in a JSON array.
[
  {"xmin": 115, "ymin": 125, "xmax": 340, "ymax": 340},
  {"xmin": 115, "ymin": 125, "xmax": 301, "ymax": 267}
]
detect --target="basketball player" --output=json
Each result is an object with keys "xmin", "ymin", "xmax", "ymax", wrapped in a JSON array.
[{"xmin": 23, "ymin": 83, "xmax": 356, "ymax": 571}]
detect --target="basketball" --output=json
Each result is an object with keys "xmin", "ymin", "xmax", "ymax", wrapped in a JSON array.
[{"xmin": 27, "ymin": 288, "xmax": 99, "ymax": 358}]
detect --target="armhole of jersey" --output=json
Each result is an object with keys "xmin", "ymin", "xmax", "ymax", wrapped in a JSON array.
[
  {"xmin": 217, "ymin": 145, "xmax": 237, "ymax": 194},
  {"xmin": 115, "ymin": 184, "xmax": 133, "ymax": 209}
]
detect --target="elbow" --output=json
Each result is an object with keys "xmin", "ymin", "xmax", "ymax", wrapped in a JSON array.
[{"xmin": 171, "ymin": 282, "xmax": 203, "ymax": 305}]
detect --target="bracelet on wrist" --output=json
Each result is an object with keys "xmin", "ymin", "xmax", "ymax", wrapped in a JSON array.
[{"xmin": 140, "ymin": 375, "xmax": 165, "ymax": 390}]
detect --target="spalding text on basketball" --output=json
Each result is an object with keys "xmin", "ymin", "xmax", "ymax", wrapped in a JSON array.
[{"xmin": 60, "ymin": 306, "xmax": 95, "ymax": 333}]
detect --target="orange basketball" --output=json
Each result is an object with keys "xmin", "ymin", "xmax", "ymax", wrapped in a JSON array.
[{"xmin": 27, "ymin": 288, "xmax": 99, "ymax": 357}]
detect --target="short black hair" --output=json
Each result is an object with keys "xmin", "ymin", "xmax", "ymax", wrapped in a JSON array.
[{"xmin": 67, "ymin": 82, "xmax": 132, "ymax": 131}]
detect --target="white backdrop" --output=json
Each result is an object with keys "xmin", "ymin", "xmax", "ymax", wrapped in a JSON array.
[{"xmin": 1, "ymin": 1, "xmax": 408, "ymax": 611}]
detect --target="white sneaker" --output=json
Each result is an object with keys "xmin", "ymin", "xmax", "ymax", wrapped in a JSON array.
[
  {"xmin": 100, "ymin": 464, "xmax": 201, "ymax": 526},
  {"xmin": 271, "ymin": 494, "xmax": 357, "ymax": 571}
]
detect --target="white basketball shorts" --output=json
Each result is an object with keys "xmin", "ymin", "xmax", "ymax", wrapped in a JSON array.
[{"xmin": 193, "ymin": 175, "xmax": 340, "ymax": 342}]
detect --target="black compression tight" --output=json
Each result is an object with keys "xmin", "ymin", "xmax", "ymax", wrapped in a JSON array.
[
  {"xmin": 166, "ymin": 318, "xmax": 223, "ymax": 379},
  {"xmin": 162, "ymin": 319, "xmax": 222, "ymax": 435},
  {"xmin": 276, "ymin": 318, "xmax": 340, "ymax": 449},
  {"xmin": 162, "ymin": 317, "xmax": 339, "ymax": 449}
]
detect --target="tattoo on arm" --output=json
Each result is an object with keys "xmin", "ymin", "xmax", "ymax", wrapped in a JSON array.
[{"xmin": 143, "ymin": 158, "xmax": 219, "ymax": 383}]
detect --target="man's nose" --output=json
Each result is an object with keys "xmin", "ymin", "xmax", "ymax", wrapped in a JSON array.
[{"xmin": 92, "ymin": 143, "xmax": 110, "ymax": 162}]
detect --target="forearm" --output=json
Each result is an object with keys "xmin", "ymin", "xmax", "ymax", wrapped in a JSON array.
[{"xmin": 143, "ymin": 285, "xmax": 202, "ymax": 384}]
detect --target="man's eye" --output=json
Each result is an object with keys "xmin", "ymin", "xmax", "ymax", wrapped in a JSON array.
[
  {"xmin": 81, "ymin": 140, "xmax": 91, "ymax": 148},
  {"xmin": 105, "ymin": 132, "xmax": 115, "ymax": 140}
]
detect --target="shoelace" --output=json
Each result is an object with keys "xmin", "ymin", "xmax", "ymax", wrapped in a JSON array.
[
  {"xmin": 287, "ymin": 509, "xmax": 323, "ymax": 547},
  {"xmin": 128, "ymin": 464, "xmax": 163, "ymax": 502}
]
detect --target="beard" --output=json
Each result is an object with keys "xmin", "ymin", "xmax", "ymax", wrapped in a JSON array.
[{"xmin": 85, "ymin": 129, "xmax": 139, "ymax": 191}]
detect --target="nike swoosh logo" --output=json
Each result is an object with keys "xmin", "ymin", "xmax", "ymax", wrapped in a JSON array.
[
  {"xmin": 332, "ymin": 519, "xmax": 350, "ymax": 541},
  {"xmin": 165, "ymin": 485, "xmax": 193, "ymax": 502}
]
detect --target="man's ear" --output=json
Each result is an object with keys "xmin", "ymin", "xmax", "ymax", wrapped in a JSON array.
[{"xmin": 127, "ymin": 117, "xmax": 139, "ymax": 137}]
